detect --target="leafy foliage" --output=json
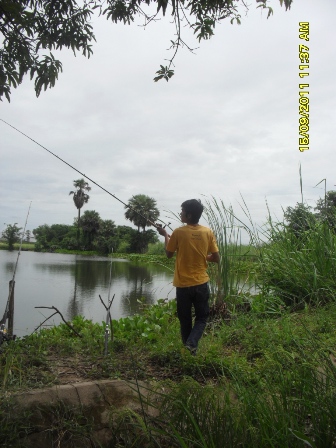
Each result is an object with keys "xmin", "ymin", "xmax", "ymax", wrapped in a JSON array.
[
  {"xmin": 283, "ymin": 202, "xmax": 316, "ymax": 237},
  {"xmin": 31, "ymin": 218, "xmax": 159, "ymax": 254},
  {"xmin": 112, "ymin": 225, "xmax": 159, "ymax": 254},
  {"xmin": 0, "ymin": 0, "xmax": 95, "ymax": 101},
  {"xmin": 69, "ymin": 179, "xmax": 91, "ymax": 212},
  {"xmin": 147, "ymin": 241, "xmax": 165, "ymax": 255},
  {"xmin": 284, "ymin": 193, "xmax": 336, "ymax": 236},
  {"xmin": 1, "ymin": 0, "xmax": 293, "ymax": 100},
  {"xmin": 113, "ymin": 298, "xmax": 177, "ymax": 342},
  {"xmin": 114, "ymin": 225, "xmax": 137, "ymax": 253},
  {"xmin": 94, "ymin": 219, "xmax": 118, "ymax": 254},
  {"xmin": 315, "ymin": 190, "xmax": 336, "ymax": 232},
  {"xmin": 1, "ymin": 223, "xmax": 22, "ymax": 250},
  {"xmin": 79, "ymin": 209, "xmax": 100, "ymax": 250},
  {"xmin": 125, "ymin": 194, "xmax": 160, "ymax": 233},
  {"xmin": 128, "ymin": 228, "xmax": 159, "ymax": 253},
  {"xmin": 153, "ymin": 65, "xmax": 174, "ymax": 82},
  {"xmin": 259, "ymin": 220, "xmax": 336, "ymax": 307},
  {"xmin": 33, "ymin": 223, "xmax": 77, "ymax": 251}
]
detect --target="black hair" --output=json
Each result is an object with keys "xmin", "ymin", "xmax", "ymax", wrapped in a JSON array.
[{"xmin": 181, "ymin": 199, "xmax": 204, "ymax": 224}]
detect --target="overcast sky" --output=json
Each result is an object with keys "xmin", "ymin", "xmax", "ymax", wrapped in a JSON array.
[{"xmin": 1, "ymin": 0, "xmax": 335, "ymax": 241}]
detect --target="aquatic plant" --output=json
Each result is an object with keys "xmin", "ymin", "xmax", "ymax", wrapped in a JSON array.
[{"xmin": 204, "ymin": 197, "xmax": 259, "ymax": 307}]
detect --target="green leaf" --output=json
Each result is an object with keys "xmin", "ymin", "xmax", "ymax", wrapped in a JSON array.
[
  {"xmin": 289, "ymin": 429, "xmax": 317, "ymax": 448},
  {"xmin": 157, "ymin": 0, "xmax": 169, "ymax": 16},
  {"xmin": 153, "ymin": 65, "xmax": 174, "ymax": 82}
]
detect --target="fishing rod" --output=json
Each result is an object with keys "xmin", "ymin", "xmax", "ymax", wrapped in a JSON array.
[
  {"xmin": 0, "ymin": 118, "xmax": 173, "ymax": 232},
  {"xmin": 0, "ymin": 202, "xmax": 32, "ymax": 343}
]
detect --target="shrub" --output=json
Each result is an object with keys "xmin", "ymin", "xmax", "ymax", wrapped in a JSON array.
[
  {"xmin": 259, "ymin": 221, "xmax": 336, "ymax": 307},
  {"xmin": 147, "ymin": 242, "xmax": 165, "ymax": 255}
]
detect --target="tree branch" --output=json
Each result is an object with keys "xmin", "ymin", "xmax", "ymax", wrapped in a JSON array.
[
  {"xmin": 34, "ymin": 306, "xmax": 83, "ymax": 337},
  {"xmin": 31, "ymin": 311, "xmax": 58, "ymax": 334}
]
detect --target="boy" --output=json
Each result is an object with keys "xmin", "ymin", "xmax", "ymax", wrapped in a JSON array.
[{"xmin": 157, "ymin": 199, "xmax": 219, "ymax": 354}]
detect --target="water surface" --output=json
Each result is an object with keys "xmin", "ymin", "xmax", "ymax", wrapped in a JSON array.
[{"xmin": 0, "ymin": 251, "xmax": 174, "ymax": 337}]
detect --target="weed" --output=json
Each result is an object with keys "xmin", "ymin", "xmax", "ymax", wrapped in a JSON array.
[
  {"xmin": 40, "ymin": 401, "xmax": 95, "ymax": 447},
  {"xmin": 204, "ymin": 197, "xmax": 260, "ymax": 310},
  {"xmin": 0, "ymin": 397, "xmax": 34, "ymax": 447},
  {"xmin": 259, "ymin": 219, "xmax": 336, "ymax": 307}
]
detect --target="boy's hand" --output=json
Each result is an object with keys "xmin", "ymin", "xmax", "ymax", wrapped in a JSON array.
[
  {"xmin": 156, "ymin": 224, "xmax": 167, "ymax": 236},
  {"xmin": 156, "ymin": 223, "xmax": 173, "ymax": 258}
]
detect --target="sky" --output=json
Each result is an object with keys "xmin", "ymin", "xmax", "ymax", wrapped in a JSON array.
[{"xmin": 1, "ymin": 0, "xmax": 336, "ymax": 242}]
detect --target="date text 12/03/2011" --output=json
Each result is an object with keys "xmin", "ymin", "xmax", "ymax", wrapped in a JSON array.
[{"xmin": 299, "ymin": 22, "xmax": 310, "ymax": 152}]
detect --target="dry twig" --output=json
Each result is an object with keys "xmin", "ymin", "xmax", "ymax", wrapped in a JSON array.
[{"xmin": 34, "ymin": 306, "xmax": 82, "ymax": 338}]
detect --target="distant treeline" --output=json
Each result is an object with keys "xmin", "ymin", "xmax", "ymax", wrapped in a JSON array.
[{"xmin": 33, "ymin": 210, "xmax": 161, "ymax": 255}]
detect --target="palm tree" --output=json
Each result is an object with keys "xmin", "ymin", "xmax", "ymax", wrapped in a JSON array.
[
  {"xmin": 79, "ymin": 210, "xmax": 100, "ymax": 250},
  {"xmin": 69, "ymin": 178, "xmax": 91, "ymax": 247},
  {"xmin": 124, "ymin": 194, "xmax": 160, "ymax": 232}
]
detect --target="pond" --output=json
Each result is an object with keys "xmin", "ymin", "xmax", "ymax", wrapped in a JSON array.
[{"xmin": 0, "ymin": 251, "xmax": 174, "ymax": 337}]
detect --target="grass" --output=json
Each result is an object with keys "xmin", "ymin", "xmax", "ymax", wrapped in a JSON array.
[
  {"xmin": 204, "ymin": 197, "xmax": 261, "ymax": 312},
  {"xmin": 0, "ymin": 242, "xmax": 35, "ymax": 251},
  {"xmin": 1, "ymin": 300, "xmax": 335, "ymax": 390},
  {"xmin": 258, "ymin": 220, "xmax": 336, "ymax": 307},
  {"xmin": 1, "ymin": 299, "xmax": 336, "ymax": 446},
  {"xmin": 205, "ymin": 197, "xmax": 336, "ymax": 310},
  {"xmin": 2, "ymin": 197, "xmax": 336, "ymax": 446}
]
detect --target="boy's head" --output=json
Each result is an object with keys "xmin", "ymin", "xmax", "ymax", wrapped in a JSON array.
[{"xmin": 181, "ymin": 199, "xmax": 204, "ymax": 224}]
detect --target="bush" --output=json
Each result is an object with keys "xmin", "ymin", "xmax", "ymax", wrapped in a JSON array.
[
  {"xmin": 284, "ymin": 202, "xmax": 316, "ymax": 237},
  {"xmin": 259, "ymin": 221, "xmax": 336, "ymax": 307},
  {"xmin": 147, "ymin": 242, "xmax": 165, "ymax": 255},
  {"xmin": 117, "ymin": 240, "xmax": 130, "ymax": 253}
]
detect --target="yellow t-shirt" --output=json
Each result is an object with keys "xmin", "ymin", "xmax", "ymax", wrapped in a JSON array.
[{"xmin": 166, "ymin": 225, "xmax": 219, "ymax": 287}]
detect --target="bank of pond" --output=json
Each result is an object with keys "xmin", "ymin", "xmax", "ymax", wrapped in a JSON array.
[
  {"xmin": 1, "ymin": 223, "xmax": 336, "ymax": 446},
  {"xmin": 1, "ymin": 297, "xmax": 336, "ymax": 447}
]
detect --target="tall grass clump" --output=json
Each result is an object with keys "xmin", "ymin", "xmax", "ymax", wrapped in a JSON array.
[
  {"xmin": 112, "ymin": 334, "xmax": 336, "ymax": 447},
  {"xmin": 204, "ymin": 197, "xmax": 259, "ymax": 306},
  {"xmin": 259, "ymin": 217, "xmax": 336, "ymax": 307}
]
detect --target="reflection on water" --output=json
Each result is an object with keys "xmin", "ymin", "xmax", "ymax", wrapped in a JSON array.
[{"xmin": 0, "ymin": 251, "xmax": 174, "ymax": 337}]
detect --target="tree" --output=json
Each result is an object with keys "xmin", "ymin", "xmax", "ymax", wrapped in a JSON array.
[
  {"xmin": 33, "ymin": 223, "xmax": 75, "ymax": 251},
  {"xmin": 129, "ymin": 229, "xmax": 159, "ymax": 253},
  {"xmin": 283, "ymin": 203, "xmax": 316, "ymax": 237},
  {"xmin": 25, "ymin": 230, "xmax": 31, "ymax": 242},
  {"xmin": 95, "ymin": 219, "xmax": 118, "ymax": 254},
  {"xmin": 125, "ymin": 194, "xmax": 160, "ymax": 232},
  {"xmin": 0, "ymin": 0, "xmax": 94, "ymax": 102},
  {"xmin": 315, "ymin": 191, "xmax": 336, "ymax": 232},
  {"xmin": 69, "ymin": 178, "xmax": 91, "ymax": 247},
  {"xmin": 80, "ymin": 209, "xmax": 100, "ymax": 250},
  {"xmin": 1, "ymin": 0, "xmax": 293, "ymax": 101},
  {"xmin": 115, "ymin": 225, "xmax": 138, "ymax": 253},
  {"xmin": 2, "ymin": 223, "xmax": 22, "ymax": 250}
]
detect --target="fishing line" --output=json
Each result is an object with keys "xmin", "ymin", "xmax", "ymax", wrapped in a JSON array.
[{"xmin": 0, "ymin": 118, "xmax": 173, "ymax": 231}]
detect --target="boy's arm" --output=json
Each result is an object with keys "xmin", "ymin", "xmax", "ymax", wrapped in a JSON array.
[
  {"xmin": 207, "ymin": 252, "xmax": 220, "ymax": 263},
  {"xmin": 157, "ymin": 227, "xmax": 175, "ymax": 259}
]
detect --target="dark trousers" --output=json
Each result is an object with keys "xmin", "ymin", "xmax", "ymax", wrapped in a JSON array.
[{"xmin": 176, "ymin": 282, "xmax": 210, "ymax": 350}]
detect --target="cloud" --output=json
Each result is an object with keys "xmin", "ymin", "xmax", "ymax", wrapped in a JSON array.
[{"xmin": 1, "ymin": 0, "xmax": 335, "ymax": 238}]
